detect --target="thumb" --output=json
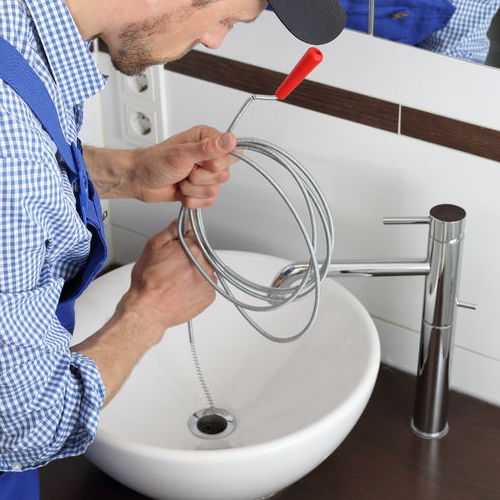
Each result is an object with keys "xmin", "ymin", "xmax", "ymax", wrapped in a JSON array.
[{"xmin": 178, "ymin": 132, "xmax": 237, "ymax": 164}]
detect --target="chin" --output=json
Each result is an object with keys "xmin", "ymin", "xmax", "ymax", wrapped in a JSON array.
[
  {"xmin": 111, "ymin": 59, "xmax": 146, "ymax": 76},
  {"xmin": 167, "ymin": 43, "xmax": 199, "ymax": 63},
  {"xmin": 105, "ymin": 41, "xmax": 196, "ymax": 75}
]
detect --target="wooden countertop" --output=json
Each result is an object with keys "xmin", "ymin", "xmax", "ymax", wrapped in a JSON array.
[{"xmin": 40, "ymin": 364, "xmax": 500, "ymax": 500}]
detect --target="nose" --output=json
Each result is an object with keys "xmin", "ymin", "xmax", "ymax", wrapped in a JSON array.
[{"xmin": 198, "ymin": 26, "xmax": 229, "ymax": 49}]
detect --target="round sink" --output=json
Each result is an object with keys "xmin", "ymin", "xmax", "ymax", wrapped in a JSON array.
[{"xmin": 73, "ymin": 250, "xmax": 380, "ymax": 500}]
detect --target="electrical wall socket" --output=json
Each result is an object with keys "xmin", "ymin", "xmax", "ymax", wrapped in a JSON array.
[
  {"xmin": 118, "ymin": 65, "xmax": 168, "ymax": 146},
  {"xmin": 121, "ymin": 73, "xmax": 153, "ymax": 101},
  {"xmin": 124, "ymin": 102, "xmax": 160, "ymax": 144}
]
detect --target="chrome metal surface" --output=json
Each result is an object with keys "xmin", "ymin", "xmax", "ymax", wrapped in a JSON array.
[
  {"xmin": 182, "ymin": 91, "xmax": 333, "ymax": 409},
  {"xmin": 188, "ymin": 320, "xmax": 214, "ymax": 409},
  {"xmin": 456, "ymin": 300, "xmax": 478, "ymax": 310},
  {"xmin": 272, "ymin": 261, "xmax": 430, "ymax": 287},
  {"xmin": 188, "ymin": 408, "xmax": 237, "ymax": 440},
  {"xmin": 410, "ymin": 419, "xmax": 449, "ymax": 439},
  {"xmin": 271, "ymin": 204, "xmax": 470, "ymax": 439},
  {"xmin": 227, "ymin": 94, "xmax": 279, "ymax": 133},
  {"xmin": 383, "ymin": 216, "xmax": 430, "ymax": 225},
  {"xmin": 180, "ymin": 94, "xmax": 334, "ymax": 344},
  {"xmin": 368, "ymin": 0, "xmax": 375, "ymax": 35},
  {"xmin": 412, "ymin": 204, "xmax": 466, "ymax": 437},
  {"xmin": 412, "ymin": 323, "xmax": 453, "ymax": 435},
  {"xmin": 329, "ymin": 261, "xmax": 431, "ymax": 276}
]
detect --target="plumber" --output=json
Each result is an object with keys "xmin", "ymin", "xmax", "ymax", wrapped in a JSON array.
[{"xmin": 0, "ymin": 0, "xmax": 345, "ymax": 497}]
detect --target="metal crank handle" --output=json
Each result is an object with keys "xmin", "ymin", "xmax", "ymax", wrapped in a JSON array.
[{"xmin": 227, "ymin": 47, "xmax": 323, "ymax": 133}]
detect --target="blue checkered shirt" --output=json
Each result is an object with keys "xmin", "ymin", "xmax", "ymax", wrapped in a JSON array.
[
  {"xmin": 0, "ymin": 0, "xmax": 106, "ymax": 471},
  {"xmin": 418, "ymin": 0, "xmax": 500, "ymax": 63}
]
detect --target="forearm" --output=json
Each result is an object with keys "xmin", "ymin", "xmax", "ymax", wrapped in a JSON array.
[
  {"xmin": 83, "ymin": 144, "xmax": 139, "ymax": 199},
  {"xmin": 83, "ymin": 127, "xmax": 237, "ymax": 206},
  {"xmin": 71, "ymin": 306, "xmax": 165, "ymax": 406},
  {"xmin": 72, "ymin": 225, "xmax": 216, "ymax": 407}
]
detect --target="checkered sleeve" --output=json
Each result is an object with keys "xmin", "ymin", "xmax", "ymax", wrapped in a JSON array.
[
  {"xmin": 418, "ymin": 0, "xmax": 500, "ymax": 63},
  {"xmin": 0, "ymin": 134, "xmax": 105, "ymax": 471}
]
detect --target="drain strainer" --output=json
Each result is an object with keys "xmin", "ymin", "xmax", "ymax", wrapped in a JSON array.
[{"xmin": 188, "ymin": 408, "xmax": 237, "ymax": 439}]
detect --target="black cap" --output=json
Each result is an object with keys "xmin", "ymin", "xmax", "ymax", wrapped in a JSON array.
[{"xmin": 268, "ymin": 0, "xmax": 346, "ymax": 45}]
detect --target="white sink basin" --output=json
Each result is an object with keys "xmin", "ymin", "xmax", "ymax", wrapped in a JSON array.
[{"xmin": 73, "ymin": 250, "xmax": 380, "ymax": 500}]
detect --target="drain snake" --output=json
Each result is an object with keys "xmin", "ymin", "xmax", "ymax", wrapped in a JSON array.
[{"xmin": 176, "ymin": 49, "xmax": 334, "ymax": 409}]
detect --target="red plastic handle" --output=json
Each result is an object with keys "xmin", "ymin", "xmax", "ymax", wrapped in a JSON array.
[{"xmin": 275, "ymin": 47, "xmax": 323, "ymax": 100}]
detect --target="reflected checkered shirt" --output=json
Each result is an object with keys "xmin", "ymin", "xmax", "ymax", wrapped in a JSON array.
[
  {"xmin": 418, "ymin": 0, "xmax": 500, "ymax": 63},
  {"xmin": 0, "ymin": 0, "xmax": 106, "ymax": 471}
]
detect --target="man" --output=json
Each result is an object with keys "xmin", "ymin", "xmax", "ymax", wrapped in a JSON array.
[{"xmin": 0, "ymin": 0, "xmax": 345, "ymax": 498}]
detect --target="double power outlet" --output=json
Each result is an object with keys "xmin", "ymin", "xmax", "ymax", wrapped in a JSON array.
[{"xmin": 117, "ymin": 66, "xmax": 168, "ymax": 147}]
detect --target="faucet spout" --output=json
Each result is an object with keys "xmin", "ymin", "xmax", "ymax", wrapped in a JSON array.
[
  {"xmin": 271, "ymin": 204, "xmax": 469, "ymax": 440},
  {"xmin": 272, "ymin": 260, "xmax": 430, "ymax": 288}
]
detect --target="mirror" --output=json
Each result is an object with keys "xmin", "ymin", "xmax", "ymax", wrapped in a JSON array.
[{"xmin": 339, "ymin": 0, "xmax": 500, "ymax": 68}]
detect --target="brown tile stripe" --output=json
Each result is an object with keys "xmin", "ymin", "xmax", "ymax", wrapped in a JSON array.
[
  {"xmin": 164, "ymin": 50, "xmax": 399, "ymax": 133},
  {"xmin": 401, "ymin": 107, "xmax": 500, "ymax": 163},
  {"xmin": 98, "ymin": 42, "xmax": 500, "ymax": 162}
]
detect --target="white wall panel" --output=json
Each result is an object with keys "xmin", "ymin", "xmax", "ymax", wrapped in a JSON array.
[{"xmin": 98, "ymin": 21, "xmax": 500, "ymax": 405}]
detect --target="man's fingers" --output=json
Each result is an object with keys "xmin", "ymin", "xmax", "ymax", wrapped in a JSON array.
[
  {"xmin": 184, "ymin": 234, "xmax": 215, "ymax": 278},
  {"xmin": 181, "ymin": 196, "xmax": 217, "ymax": 210},
  {"xmin": 175, "ymin": 132, "xmax": 237, "ymax": 166},
  {"xmin": 147, "ymin": 218, "xmax": 196, "ymax": 248},
  {"xmin": 148, "ymin": 219, "xmax": 179, "ymax": 247},
  {"xmin": 179, "ymin": 179, "xmax": 220, "ymax": 200},
  {"xmin": 189, "ymin": 165, "xmax": 231, "ymax": 185},
  {"xmin": 197, "ymin": 152, "xmax": 239, "ymax": 174}
]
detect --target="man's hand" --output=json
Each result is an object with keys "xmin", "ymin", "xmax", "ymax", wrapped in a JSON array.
[
  {"xmin": 130, "ymin": 126, "xmax": 237, "ymax": 207},
  {"xmin": 72, "ymin": 219, "xmax": 216, "ymax": 405},
  {"xmin": 84, "ymin": 126, "xmax": 238, "ymax": 208},
  {"xmin": 119, "ymin": 219, "xmax": 216, "ymax": 335}
]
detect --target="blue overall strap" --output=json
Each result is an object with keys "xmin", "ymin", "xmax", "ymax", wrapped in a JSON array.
[
  {"xmin": 0, "ymin": 37, "xmax": 108, "ymax": 332},
  {"xmin": 0, "ymin": 38, "xmax": 75, "ymax": 173},
  {"xmin": 0, "ymin": 37, "xmax": 91, "ymax": 222},
  {"xmin": 0, "ymin": 469, "xmax": 39, "ymax": 500},
  {"xmin": 0, "ymin": 37, "xmax": 104, "ymax": 491},
  {"xmin": 0, "ymin": 37, "xmax": 50, "ymax": 494}
]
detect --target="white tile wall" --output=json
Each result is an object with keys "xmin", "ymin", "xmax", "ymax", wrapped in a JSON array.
[
  {"xmin": 210, "ymin": 11, "xmax": 500, "ymax": 130},
  {"xmin": 94, "ymin": 18, "xmax": 500, "ymax": 406},
  {"xmin": 111, "ymin": 224, "xmax": 148, "ymax": 265},
  {"xmin": 80, "ymin": 88, "xmax": 104, "ymax": 148}
]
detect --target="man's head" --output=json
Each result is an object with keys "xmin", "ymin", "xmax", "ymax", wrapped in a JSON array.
[
  {"xmin": 107, "ymin": 0, "xmax": 267, "ymax": 76},
  {"xmin": 69, "ymin": 0, "xmax": 345, "ymax": 76}
]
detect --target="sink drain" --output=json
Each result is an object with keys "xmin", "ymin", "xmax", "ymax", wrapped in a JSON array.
[{"xmin": 188, "ymin": 408, "xmax": 236, "ymax": 439}]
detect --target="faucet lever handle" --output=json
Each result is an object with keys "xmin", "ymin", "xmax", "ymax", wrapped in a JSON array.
[
  {"xmin": 456, "ymin": 299, "xmax": 478, "ymax": 311},
  {"xmin": 383, "ymin": 216, "xmax": 430, "ymax": 225}
]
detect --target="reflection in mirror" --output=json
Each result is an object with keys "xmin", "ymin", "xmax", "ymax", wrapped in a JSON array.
[{"xmin": 340, "ymin": 0, "xmax": 500, "ymax": 68}]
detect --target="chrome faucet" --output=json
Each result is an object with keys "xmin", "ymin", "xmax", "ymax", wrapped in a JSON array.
[{"xmin": 272, "ymin": 204, "xmax": 476, "ymax": 439}]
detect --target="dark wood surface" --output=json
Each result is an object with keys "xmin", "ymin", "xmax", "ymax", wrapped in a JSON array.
[
  {"xmin": 40, "ymin": 364, "xmax": 500, "ymax": 500},
  {"xmin": 165, "ymin": 49, "xmax": 500, "ymax": 163},
  {"xmin": 401, "ymin": 107, "xmax": 500, "ymax": 163},
  {"xmin": 165, "ymin": 50, "xmax": 399, "ymax": 133},
  {"xmin": 99, "ymin": 42, "xmax": 500, "ymax": 163}
]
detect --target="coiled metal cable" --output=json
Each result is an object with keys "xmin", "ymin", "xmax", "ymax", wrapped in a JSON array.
[
  {"xmin": 178, "ymin": 95, "xmax": 335, "ymax": 342},
  {"xmin": 178, "ymin": 95, "xmax": 334, "ymax": 406}
]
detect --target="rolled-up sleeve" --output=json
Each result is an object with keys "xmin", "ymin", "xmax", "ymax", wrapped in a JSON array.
[
  {"xmin": 0, "ymin": 342, "xmax": 105, "ymax": 471},
  {"xmin": 0, "ymin": 153, "xmax": 105, "ymax": 471}
]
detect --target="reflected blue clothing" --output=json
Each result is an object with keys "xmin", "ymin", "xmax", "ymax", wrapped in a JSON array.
[
  {"xmin": 418, "ymin": 0, "xmax": 500, "ymax": 64},
  {"xmin": 340, "ymin": 0, "xmax": 456, "ymax": 45},
  {"xmin": 0, "ymin": 0, "xmax": 106, "ymax": 474},
  {"xmin": 338, "ymin": 0, "xmax": 500, "ymax": 64}
]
